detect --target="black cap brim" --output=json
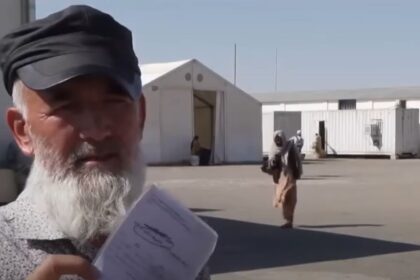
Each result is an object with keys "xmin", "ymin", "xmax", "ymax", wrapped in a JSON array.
[{"xmin": 16, "ymin": 52, "xmax": 142, "ymax": 99}]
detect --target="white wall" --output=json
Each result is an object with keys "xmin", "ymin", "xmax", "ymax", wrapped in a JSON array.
[
  {"xmin": 160, "ymin": 89, "xmax": 193, "ymax": 163},
  {"xmin": 327, "ymin": 101, "xmax": 339, "ymax": 110},
  {"xmin": 224, "ymin": 84, "xmax": 262, "ymax": 162},
  {"xmin": 373, "ymin": 100, "xmax": 396, "ymax": 109},
  {"xmin": 142, "ymin": 88, "xmax": 162, "ymax": 164},
  {"xmin": 191, "ymin": 60, "xmax": 228, "ymax": 92},
  {"xmin": 359, "ymin": 100, "xmax": 401, "ymax": 110},
  {"xmin": 263, "ymin": 99, "xmax": 420, "ymax": 113},
  {"xmin": 407, "ymin": 100, "xmax": 420, "ymax": 109},
  {"xmin": 263, "ymin": 101, "xmax": 338, "ymax": 113},
  {"xmin": 301, "ymin": 110, "xmax": 397, "ymax": 156},
  {"xmin": 285, "ymin": 102, "xmax": 328, "ymax": 111},
  {"xmin": 0, "ymin": 0, "xmax": 33, "ymax": 161},
  {"xmin": 262, "ymin": 104, "xmax": 285, "ymax": 113},
  {"xmin": 357, "ymin": 101, "xmax": 373, "ymax": 110},
  {"xmin": 143, "ymin": 62, "xmax": 194, "ymax": 164}
]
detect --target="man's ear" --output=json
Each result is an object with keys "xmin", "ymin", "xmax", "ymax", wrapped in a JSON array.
[
  {"xmin": 6, "ymin": 108, "xmax": 34, "ymax": 156},
  {"xmin": 138, "ymin": 94, "xmax": 146, "ymax": 139}
]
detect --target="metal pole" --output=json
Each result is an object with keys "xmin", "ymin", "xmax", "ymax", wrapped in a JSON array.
[
  {"xmin": 275, "ymin": 47, "xmax": 278, "ymax": 91},
  {"xmin": 20, "ymin": 0, "xmax": 30, "ymax": 24},
  {"xmin": 234, "ymin": 43, "xmax": 237, "ymax": 86}
]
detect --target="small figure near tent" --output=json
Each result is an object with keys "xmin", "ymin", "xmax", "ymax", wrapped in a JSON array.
[
  {"xmin": 267, "ymin": 130, "xmax": 302, "ymax": 229},
  {"xmin": 190, "ymin": 136, "xmax": 201, "ymax": 166},
  {"xmin": 312, "ymin": 133, "xmax": 325, "ymax": 158},
  {"xmin": 290, "ymin": 130, "xmax": 304, "ymax": 157},
  {"xmin": 191, "ymin": 136, "xmax": 201, "ymax": 155}
]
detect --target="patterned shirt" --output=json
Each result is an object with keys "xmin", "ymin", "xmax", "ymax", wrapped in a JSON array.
[{"xmin": 0, "ymin": 193, "xmax": 210, "ymax": 280}]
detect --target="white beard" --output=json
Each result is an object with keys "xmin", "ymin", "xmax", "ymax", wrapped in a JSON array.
[{"xmin": 23, "ymin": 138, "xmax": 146, "ymax": 245}]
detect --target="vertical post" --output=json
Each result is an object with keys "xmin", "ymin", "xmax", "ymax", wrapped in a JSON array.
[
  {"xmin": 20, "ymin": 0, "xmax": 32, "ymax": 24},
  {"xmin": 275, "ymin": 47, "xmax": 278, "ymax": 91},
  {"xmin": 234, "ymin": 43, "xmax": 237, "ymax": 86}
]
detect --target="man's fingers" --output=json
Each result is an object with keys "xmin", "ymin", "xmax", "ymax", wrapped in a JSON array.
[
  {"xmin": 46, "ymin": 255, "xmax": 98, "ymax": 279},
  {"xmin": 27, "ymin": 255, "xmax": 99, "ymax": 280}
]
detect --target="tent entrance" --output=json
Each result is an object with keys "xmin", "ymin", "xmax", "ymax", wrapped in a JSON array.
[{"xmin": 193, "ymin": 90, "xmax": 217, "ymax": 165}]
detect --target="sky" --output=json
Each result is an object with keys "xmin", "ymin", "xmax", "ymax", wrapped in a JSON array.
[{"xmin": 35, "ymin": 0, "xmax": 420, "ymax": 94}]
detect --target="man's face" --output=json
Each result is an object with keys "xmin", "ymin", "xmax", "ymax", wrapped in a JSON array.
[
  {"xmin": 8, "ymin": 75, "xmax": 146, "ymax": 243},
  {"xmin": 275, "ymin": 135, "xmax": 283, "ymax": 147},
  {"xmin": 23, "ymin": 75, "xmax": 144, "ymax": 175}
]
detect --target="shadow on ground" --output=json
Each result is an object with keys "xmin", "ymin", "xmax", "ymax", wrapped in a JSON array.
[
  {"xmin": 190, "ymin": 208, "xmax": 222, "ymax": 213},
  {"xmin": 299, "ymin": 224, "xmax": 383, "ymax": 229},
  {"xmin": 301, "ymin": 175, "xmax": 343, "ymax": 180},
  {"xmin": 302, "ymin": 160, "xmax": 325, "ymax": 165},
  {"xmin": 202, "ymin": 216, "xmax": 420, "ymax": 274}
]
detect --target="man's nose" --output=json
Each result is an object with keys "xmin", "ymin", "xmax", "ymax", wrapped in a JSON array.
[{"xmin": 78, "ymin": 111, "xmax": 112, "ymax": 142}]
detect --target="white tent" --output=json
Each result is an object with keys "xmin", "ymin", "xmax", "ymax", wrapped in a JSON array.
[{"xmin": 141, "ymin": 59, "xmax": 262, "ymax": 164}]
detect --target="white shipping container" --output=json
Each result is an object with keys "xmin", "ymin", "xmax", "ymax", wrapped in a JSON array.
[{"xmin": 301, "ymin": 109, "xmax": 419, "ymax": 158}]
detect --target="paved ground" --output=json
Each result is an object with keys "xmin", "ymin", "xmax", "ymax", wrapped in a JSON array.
[{"xmin": 146, "ymin": 159, "xmax": 420, "ymax": 280}]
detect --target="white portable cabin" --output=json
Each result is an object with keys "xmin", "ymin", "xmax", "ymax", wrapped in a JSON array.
[
  {"xmin": 300, "ymin": 109, "xmax": 419, "ymax": 158},
  {"xmin": 255, "ymin": 87, "xmax": 420, "ymax": 113},
  {"xmin": 141, "ymin": 59, "xmax": 262, "ymax": 164}
]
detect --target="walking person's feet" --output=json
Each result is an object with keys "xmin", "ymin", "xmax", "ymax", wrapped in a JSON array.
[{"xmin": 280, "ymin": 222, "xmax": 293, "ymax": 229}]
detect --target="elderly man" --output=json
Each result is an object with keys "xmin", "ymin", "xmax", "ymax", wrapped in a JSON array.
[{"xmin": 0, "ymin": 5, "xmax": 209, "ymax": 280}]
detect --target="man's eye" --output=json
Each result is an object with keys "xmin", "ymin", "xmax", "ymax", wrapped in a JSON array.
[
  {"xmin": 105, "ymin": 96, "xmax": 130, "ymax": 103},
  {"xmin": 52, "ymin": 99, "xmax": 83, "ymax": 112},
  {"xmin": 54, "ymin": 102, "xmax": 73, "ymax": 110}
]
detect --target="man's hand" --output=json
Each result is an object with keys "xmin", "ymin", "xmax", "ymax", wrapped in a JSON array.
[{"xmin": 26, "ymin": 255, "xmax": 99, "ymax": 280}]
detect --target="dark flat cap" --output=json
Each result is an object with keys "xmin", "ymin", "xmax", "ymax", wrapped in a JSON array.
[{"xmin": 0, "ymin": 5, "xmax": 142, "ymax": 98}]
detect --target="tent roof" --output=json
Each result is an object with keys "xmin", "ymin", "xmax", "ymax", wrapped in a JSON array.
[
  {"xmin": 252, "ymin": 86, "xmax": 420, "ymax": 104},
  {"xmin": 140, "ymin": 59, "xmax": 260, "ymax": 104},
  {"xmin": 140, "ymin": 59, "xmax": 192, "ymax": 85}
]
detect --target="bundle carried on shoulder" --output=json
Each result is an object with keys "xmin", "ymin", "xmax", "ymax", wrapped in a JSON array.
[
  {"xmin": 261, "ymin": 155, "xmax": 279, "ymax": 175},
  {"xmin": 260, "ymin": 155, "xmax": 270, "ymax": 174}
]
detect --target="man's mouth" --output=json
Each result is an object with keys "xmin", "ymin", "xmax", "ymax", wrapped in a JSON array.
[{"xmin": 77, "ymin": 153, "xmax": 118, "ymax": 165}]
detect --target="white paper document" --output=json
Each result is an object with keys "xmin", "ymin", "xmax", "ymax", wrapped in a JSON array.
[{"xmin": 94, "ymin": 185, "xmax": 218, "ymax": 280}]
